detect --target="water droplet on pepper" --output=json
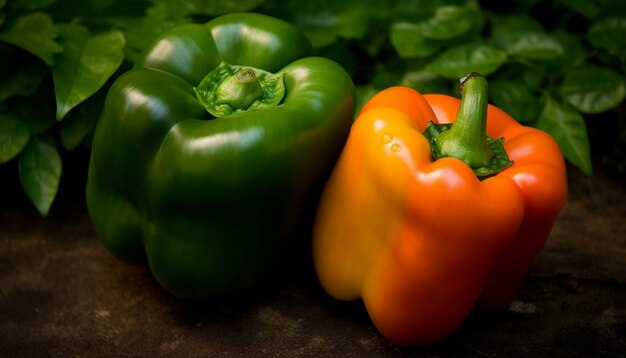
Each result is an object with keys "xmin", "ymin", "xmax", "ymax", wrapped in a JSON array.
[{"xmin": 381, "ymin": 134, "xmax": 393, "ymax": 144}]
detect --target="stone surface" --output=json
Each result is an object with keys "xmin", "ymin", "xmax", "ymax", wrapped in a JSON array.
[{"xmin": 1, "ymin": 158, "xmax": 625, "ymax": 357}]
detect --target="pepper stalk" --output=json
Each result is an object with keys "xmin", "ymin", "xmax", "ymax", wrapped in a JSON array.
[
  {"xmin": 194, "ymin": 61, "xmax": 285, "ymax": 118},
  {"xmin": 424, "ymin": 72, "xmax": 512, "ymax": 178}
]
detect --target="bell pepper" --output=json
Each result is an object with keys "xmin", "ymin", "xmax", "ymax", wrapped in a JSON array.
[
  {"xmin": 312, "ymin": 73, "xmax": 567, "ymax": 345},
  {"xmin": 86, "ymin": 13, "xmax": 354, "ymax": 299}
]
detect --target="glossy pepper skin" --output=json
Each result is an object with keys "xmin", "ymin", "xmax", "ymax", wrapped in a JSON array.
[
  {"xmin": 313, "ymin": 81, "xmax": 567, "ymax": 345},
  {"xmin": 87, "ymin": 13, "xmax": 354, "ymax": 299}
]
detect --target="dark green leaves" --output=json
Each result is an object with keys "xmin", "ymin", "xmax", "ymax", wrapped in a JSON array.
[
  {"xmin": 415, "ymin": 6, "xmax": 477, "ymax": 41},
  {"xmin": 10, "ymin": 0, "xmax": 58, "ymax": 10},
  {"xmin": 390, "ymin": 23, "xmax": 441, "ymax": 58},
  {"xmin": 503, "ymin": 33, "xmax": 564, "ymax": 60},
  {"xmin": 559, "ymin": 0, "xmax": 601, "ymax": 18},
  {"xmin": 287, "ymin": 2, "xmax": 370, "ymax": 48},
  {"xmin": 159, "ymin": 0, "xmax": 267, "ymax": 16},
  {"xmin": 489, "ymin": 81, "xmax": 539, "ymax": 123},
  {"xmin": 59, "ymin": 95, "xmax": 102, "ymax": 150},
  {"xmin": 551, "ymin": 30, "xmax": 586, "ymax": 69},
  {"xmin": 0, "ymin": 115, "xmax": 30, "ymax": 163},
  {"xmin": 0, "ymin": 59, "xmax": 48, "ymax": 101},
  {"xmin": 561, "ymin": 65, "xmax": 626, "ymax": 114},
  {"xmin": 536, "ymin": 95, "xmax": 592, "ymax": 176},
  {"xmin": 52, "ymin": 24, "xmax": 125, "ymax": 120},
  {"xmin": 0, "ymin": 1, "xmax": 129, "ymax": 216},
  {"xmin": 492, "ymin": 16, "xmax": 564, "ymax": 60},
  {"xmin": 0, "ymin": 12, "xmax": 62, "ymax": 65},
  {"xmin": 106, "ymin": 2, "xmax": 183, "ymax": 62},
  {"xmin": 588, "ymin": 11, "xmax": 626, "ymax": 49},
  {"xmin": 390, "ymin": 3, "xmax": 481, "ymax": 59},
  {"xmin": 18, "ymin": 137, "xmax": 62, "ymax": 216},
  {"xmin": 426, "ymin": 43, "xmax": 508, "ymax": 79}
]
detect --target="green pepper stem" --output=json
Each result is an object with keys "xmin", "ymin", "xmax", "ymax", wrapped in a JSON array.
[
  {"xmin": 433, "ymin": 72, "xmax": 494, "ymax": 169},
  {"xmin": 194, "ymin": 62, "xmax": 285, "ymax": 118},
  {"xmin": 216, "ymin": 68, "xmax": 264, "ymax": 110}
]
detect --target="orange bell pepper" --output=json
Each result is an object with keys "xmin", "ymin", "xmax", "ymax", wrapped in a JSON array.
[{"xmin": 312, "ymin": 73, "xmax": 567, "ymax": 345}]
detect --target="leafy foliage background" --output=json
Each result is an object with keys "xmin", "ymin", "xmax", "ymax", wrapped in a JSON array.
[{"xmin": 1, "ymin": 0, "xmax": 625, "ymax": 215}]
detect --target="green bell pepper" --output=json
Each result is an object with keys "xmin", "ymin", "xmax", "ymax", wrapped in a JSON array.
[{"xmin": 86, "ymin": 13, "xmax": 355, "ymax": 299}]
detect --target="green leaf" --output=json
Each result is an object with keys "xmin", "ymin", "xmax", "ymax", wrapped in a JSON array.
[
  {"xmin": 536, "ymin": 95, "xmax": 592, "ymax": 176},
  {"xmin": 588, "ymin": 12, "xmax": 626, "ymax": 49},
  {"xmin": 504, "ymin": 32, "xmax": 564, "ymax": 60},
  {"xmin": 417, "ymin": 6, "xmax": 476, "ymax": 40},
  {"xmin": 550, "ymin": 30, "xmax": 586, "ymax": 69},
  {"xmin": 10, "ymin": 0, "xmax": 58, "ymax": 10},
  {"xmin": 52, "ymin": 24, "xmax": 125, "ymax": 120},
  {"xmin": 293, "ymin": 5, "xmax": 370, "ymax": 48},
  {"xmin": 60, "ymin": 95, "xmax": 103, "ymax": 150},
  {"xmin": 426, "ymin": 43, "xmax": 508, "ymax": 79},
  {"xmin": 0, "ymin": 114, "xmax": 30, "ymax": 163},
  {"xmin": 18, "ymin": 137, "xmax": 62, "ymax": 216},
  {"xmin": 560, "ymin": 65, "xmax": 626, "ymax": 114},
  {"xmin": 558, "ymin": 0, "xmax": 600, "ymax": 18},
  {"xmin": 491, "ymin": 15, "xmax": 563, "ymax": 60},
  {"xmin": 335, "ymin": 6, "xmax": 369, "ymax": 40},
  {"xmin": 0, "ymin": 59, "xmax": 49, "ymax": 101},
  {"xmin": 491, "ymin": 15, "xmax": 543, "ymax": 46},
  {"xmin": 0, "ymin": 12, "xmax": 62, "ymax": 65},
  {"xmin": 392, "ymin": 0, "xmax": 468, "ymax": 18},
  {"xmin": 390, "ymin": 22, "xmax": 441, "ymax": 58},
  {"xmin": 401, "ymin": 68, "xmax": 452, "ymax": 95},
  {"xmin": 105, "ymin": 2, "xmax": 186, "ymax": 62},
  {"xmin": 298, "ymin": 24, "xmax": 337, "ymax": 48},
  {"xmin": 8, "ymin": 93, "xmax": 55, "ymax": 134},
  {"xmin": 48, "ymin": 0, "xmax": 150, "ymax": 18},
  {"xmin": 159, "ymin": 0, "xmax": 267, "ymax": 16},
  {"xmin": 270, "ymin": 0, "xmax": 374, "ymax": 48},
  {"xmin": 315, "ymin": 38, "xmax": 360, "ymax": 78},
  {"xmin": 492, "ymin": 63, "xmax": 545, "ymax": 89},
  {"xmin": 489, "ymin": 80, "xmax": 540, "ymax": 123}
]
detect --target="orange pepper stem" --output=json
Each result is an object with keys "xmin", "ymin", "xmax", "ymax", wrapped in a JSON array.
[
  {"xmin": 424, "ymin": 73, "xmax": 512, "ymax": 178},
  {"xmin": 436, "ymin": 73, "xmax": 493, "ymax": 168}
]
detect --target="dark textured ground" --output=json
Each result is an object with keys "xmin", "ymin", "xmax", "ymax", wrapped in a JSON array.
[{"xmin": 1, "ymin": 149, "xmax": 625, "ymax": 357}]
